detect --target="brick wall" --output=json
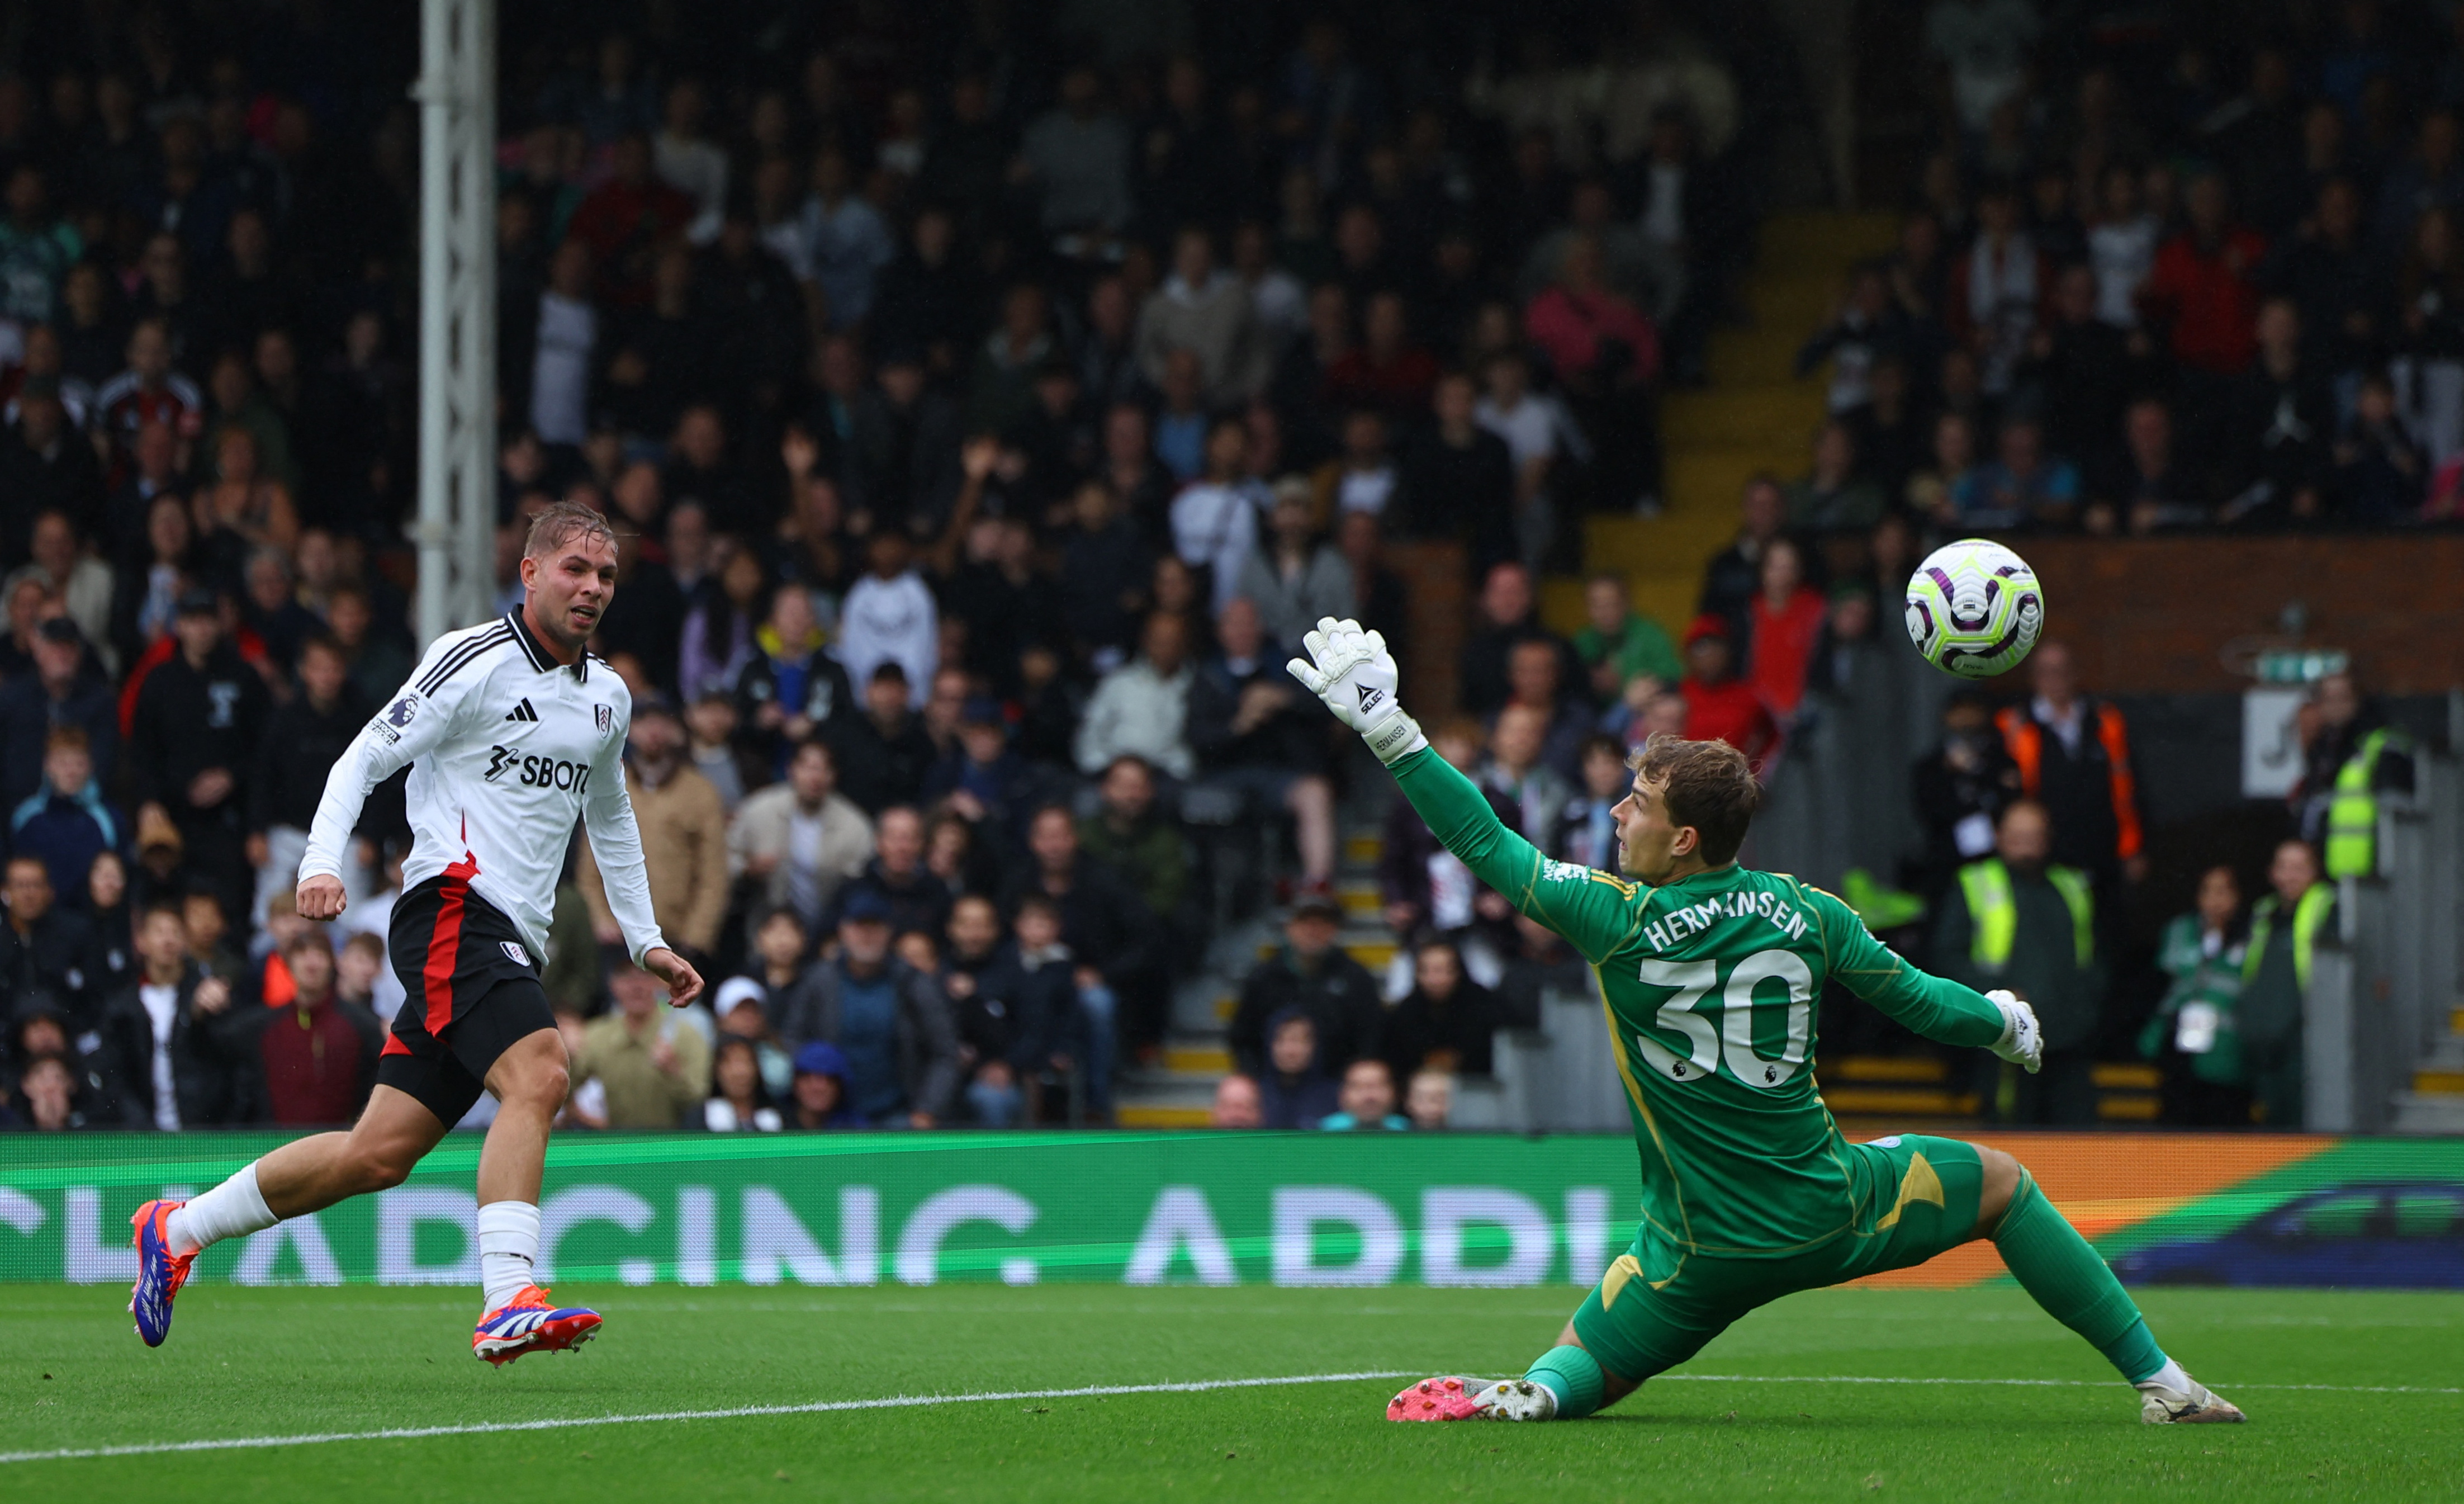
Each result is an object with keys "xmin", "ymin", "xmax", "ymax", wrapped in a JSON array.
[{"xmin": 1987, "ymin": 536, "xmax": 2464, "ymax": 696}]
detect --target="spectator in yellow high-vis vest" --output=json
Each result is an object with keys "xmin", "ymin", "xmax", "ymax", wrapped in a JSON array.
[
  {"xmin": 2293, "ymin": 673, "xmax": 2415, "ymax": 879},
  {"xmin": 2239, "ymin": 839, "xmax": 2335, "ymax": 1128},
  {"xmin": 1934, "ymin": 800, "xmax": 2107, "ymax": 1126}
]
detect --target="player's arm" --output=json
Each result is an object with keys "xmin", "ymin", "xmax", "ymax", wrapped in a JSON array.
[
  {"xmin": 1798, "ymin": 881, "xmax": 2043, "ymax": 1071},
  {"xmin": 295, "ymin": 637, "xmax": 476, "ymax": 916},
  {"xmin": 1288, "ymin": 618, "xmax": 1635, "ymax": 963},
  {"xmin": 579, "ymin": 694, "xmax": 703, "ymax": 1005}
]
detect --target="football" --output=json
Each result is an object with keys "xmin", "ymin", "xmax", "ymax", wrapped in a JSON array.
[{"xmin": 1903, "ymin": 538, "xmax": 2045, "ymax": 678}]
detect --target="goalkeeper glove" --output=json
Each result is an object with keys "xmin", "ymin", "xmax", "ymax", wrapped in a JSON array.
[
  {"xmin": 1286, "ymin": 616, "xmax": 1428, "ymax": 765},
  {"xmin": 1986, "ymin": 989, "xmax": 2043, "ymax": 1073}
]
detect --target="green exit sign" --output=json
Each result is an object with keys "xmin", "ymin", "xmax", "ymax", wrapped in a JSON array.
[{"xmin": 2252, "ymin": 649, "xmax": 2349, "ymax": 684}]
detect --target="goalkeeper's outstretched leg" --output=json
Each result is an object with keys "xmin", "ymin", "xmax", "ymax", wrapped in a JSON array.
[{"xmin": 1390, "ymin": 1145, "xmax": 2243, "ymax": 1426}]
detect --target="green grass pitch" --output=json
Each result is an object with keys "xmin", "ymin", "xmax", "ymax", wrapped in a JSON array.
[{"xmin": 3, "ymin": 1284, "xmax": 2458, "ymax": 1501}]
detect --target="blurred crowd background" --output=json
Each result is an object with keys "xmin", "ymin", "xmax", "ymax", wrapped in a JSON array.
[{"xmin": 0, "ymin": 0, "xmax": 2452, "ymax": 1139}]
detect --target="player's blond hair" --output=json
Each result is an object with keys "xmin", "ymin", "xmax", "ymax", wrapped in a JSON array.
[{"xmin": 523, "ymin": 498, "xmax": 618, "ymax": 560}]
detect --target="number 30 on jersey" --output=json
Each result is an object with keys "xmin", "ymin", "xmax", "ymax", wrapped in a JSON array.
[{"xmin": 1630, "ymin": 951, "xmax": 1813, "ymax": 1090}]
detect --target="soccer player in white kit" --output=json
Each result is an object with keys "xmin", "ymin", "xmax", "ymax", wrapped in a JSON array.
[{"xmin": 127, "ymin": 501, "xmax": 705, "ymax": 1364}]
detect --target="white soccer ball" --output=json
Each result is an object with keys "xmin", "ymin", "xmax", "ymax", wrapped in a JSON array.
[{"xmin": 1903, "ymin": 539, "xmax": 2045, "ymax": 679}]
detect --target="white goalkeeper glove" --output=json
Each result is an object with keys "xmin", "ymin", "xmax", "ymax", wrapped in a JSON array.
[
  {"xmin": 1986, "ymin": 989, "xmax": 2042, "ymax": 1074},
  {"xmin": 1287, "ymin": 616, "xmax": 1428, "ymax": 765}
]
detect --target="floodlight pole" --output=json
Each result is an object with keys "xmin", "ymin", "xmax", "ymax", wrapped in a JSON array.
[{"xmin": 413, "ymin": 0, "xmax": 497, "ymax": 649}]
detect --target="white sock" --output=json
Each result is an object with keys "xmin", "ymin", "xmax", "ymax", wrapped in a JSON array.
[
  {"xmin": 477, "ymin": 1200, "xmax": 542, "ymax": 1313},
  {"xmin": 164, "ymin": 1164, "xmax": 276, "ymax": 1256},
  {"xmin": 2136, "ymin": 1358, "xmax": 2192, "ymax": 1393}
]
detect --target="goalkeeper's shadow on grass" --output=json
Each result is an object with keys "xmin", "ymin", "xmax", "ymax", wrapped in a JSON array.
[{"xmin": 1579, "ymin": 1408, "xmax": 2025, "ymax": 1432}]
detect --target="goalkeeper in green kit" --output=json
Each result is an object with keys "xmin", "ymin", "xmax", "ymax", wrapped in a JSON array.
[{"xmin": 1285, "ymin": 619, "xmax": 2244, "ymax": 1427}]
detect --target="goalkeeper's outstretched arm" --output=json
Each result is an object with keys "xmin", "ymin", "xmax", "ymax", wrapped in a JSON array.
[
  {"xmin": 1801, "ymin": 882, "xmax": 2043, "ymax": 1072},
  {"xmin": 1287, "ymin": 618, "xmax": 1638, "ymax": 964},
  {"xmin": 1286, "ymin": 618, "xmax": 2042, "ymax": 1072}
]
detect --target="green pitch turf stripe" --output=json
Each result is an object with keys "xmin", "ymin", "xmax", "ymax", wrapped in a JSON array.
[{"xmin": 0, "ymin": 1370, "xmax": 1423, "ymax": 1465}]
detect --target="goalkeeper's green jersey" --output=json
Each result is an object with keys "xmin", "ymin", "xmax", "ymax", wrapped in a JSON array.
[{"xmin": 1391, "ymin": 748, "xmax": 2005, "ymax": 1266}]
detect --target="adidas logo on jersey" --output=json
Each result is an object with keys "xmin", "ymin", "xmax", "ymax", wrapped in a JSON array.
[{"xmin": 504, "ymin": 698, "xmax": 539, "ymax": 722}]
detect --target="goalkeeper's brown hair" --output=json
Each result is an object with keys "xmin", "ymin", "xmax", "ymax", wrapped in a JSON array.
[{"xmin": 1627, "ymin": 732, "xmax": 1760, "ymax": 865}]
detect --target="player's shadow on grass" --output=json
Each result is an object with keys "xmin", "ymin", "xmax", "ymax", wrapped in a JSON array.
[{"xmin": 1585, "ymin": 1410, "xmax": 2013, "ymax": 1431}]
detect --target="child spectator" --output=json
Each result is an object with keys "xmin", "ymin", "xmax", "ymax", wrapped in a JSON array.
[
  {"xmin": 1004, "ymin": 892, "xmax": 1095, "ymax": 1122},
  {"xmin": 335, "ymin": 931, "xmax": 387, "ymax": 1019},
  {"xmin": 1405, "ymin": 1070, "xmax": 1454, "ymax": 1132},
  {"xmin": 1554, "ymin": 735, "xmax": 1631, "ymax": 872},
  {"xmin": 7, "ymin": 725, "xmax": 125, "ymax": 907}
]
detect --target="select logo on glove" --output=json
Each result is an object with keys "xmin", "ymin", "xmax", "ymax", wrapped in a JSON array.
[{"xmin": 1357, "ymin": 683, "xmax": 1383, "ymax": 713}]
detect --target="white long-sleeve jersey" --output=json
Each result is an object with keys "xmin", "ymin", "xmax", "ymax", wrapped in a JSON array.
[{"xmin": 300, "ymin": 611, "xmax": 667, "ymax": 967}]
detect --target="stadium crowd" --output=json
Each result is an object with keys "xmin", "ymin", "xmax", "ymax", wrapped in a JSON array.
[
  {"xmin": 0, "ymin": 2, "xmax": 2442, "ymax": 1137},
  {"xmin": 1807, "ymin": 0, "xmax": 2464, "ymax": 532},
  {"xmin": 0, "ymin": 1, "xmax": 1769, "ymax": 1134}
]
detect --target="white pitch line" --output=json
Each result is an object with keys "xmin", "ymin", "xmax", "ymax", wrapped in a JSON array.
[
  {"xmin": 8, "ymin": 1369, "xmax": 2453, "ymax": 1465},
  {"xmin": 0, "ymin": 1371, "xmax": 1420, "ymax": 1465},
  {"xmin": 1659, "ymin": 1374, "xmax": 2464, "ymax": 1396}
]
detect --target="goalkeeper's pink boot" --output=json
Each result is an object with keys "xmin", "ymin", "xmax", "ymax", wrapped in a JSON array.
[
  {"xmin": 472, "ymin": 1285, "xmax": 601, "ymax": 1366},
  {"xmin": 1387, "ymin": 1377, "xmax": 1557, "ymax": 1421}
]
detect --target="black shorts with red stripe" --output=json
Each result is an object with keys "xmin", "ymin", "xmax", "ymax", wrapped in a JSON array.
[{"xmin": 376, "ymin": 863, "xmax": 557, "ymax": 1128}]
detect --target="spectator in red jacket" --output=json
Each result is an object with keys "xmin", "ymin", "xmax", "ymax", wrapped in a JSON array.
[
  {"xmin": 1678, "ymin": 614, "xmax": 1776, "ymax": 772},
  {"xmin": 2141, "ymin": 173, "xmax": 2267, "ymax": 378},
  {"xmin": 1745, "ymin": 537, "xmax": 1827, "ymax": 724},
  {"xmin": 240, "ymin": 930, "xmax": 382, "ymax": 1126}
]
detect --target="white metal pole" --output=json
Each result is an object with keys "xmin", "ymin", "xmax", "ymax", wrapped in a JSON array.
[
  {"xmin": 413, "ymin": 0, "xmax": 453, "ymax": 649},
  {"xmin": 456, "ymin": 0, "xmax": 497, "ymax": 631},
  {"xmin": 415, "ymin": 0, "xmax": 496, "ymax": 644}
]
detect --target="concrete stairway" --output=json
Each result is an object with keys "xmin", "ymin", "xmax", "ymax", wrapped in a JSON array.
[
  {"xmin": 1540, "ymin": 210, "xmax": 1901, "ymax": 641},
  {"xmin": 1112, "ymin": 826, "xmax": 1400, "ymax": 1128},
  {"xmin": 2391, "ymin": 1005, "xmax": 2464, "ymax": 1133}
]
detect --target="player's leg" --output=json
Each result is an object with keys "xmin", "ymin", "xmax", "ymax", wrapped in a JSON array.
[
  {"xmin": 1389, "ymin": 1245, "xmax": 1740, "ymax": 1422},
  {"xmin": 1972, "ymin": 1144, "xmax": 2245, "ymax": 1424},
  {"xmin": 472, "ymin": 1023, "xmax": 570, "ymax": 1312},
  {"xmin": 130, "ymin": 1084, "xmax": 453, "ymax": 1345},
  {"xmin": 446, "ymin": 973, "xmax": 601, "ymax": 1365},
  {"xmin": 253, "ymin": 1086, "xmax": 452, "ymax": 1213}
]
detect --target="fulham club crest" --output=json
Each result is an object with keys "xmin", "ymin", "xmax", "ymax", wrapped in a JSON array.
[{"xmin": 594, "ymin": 704, "xmax": 613, "ymax": 735}]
